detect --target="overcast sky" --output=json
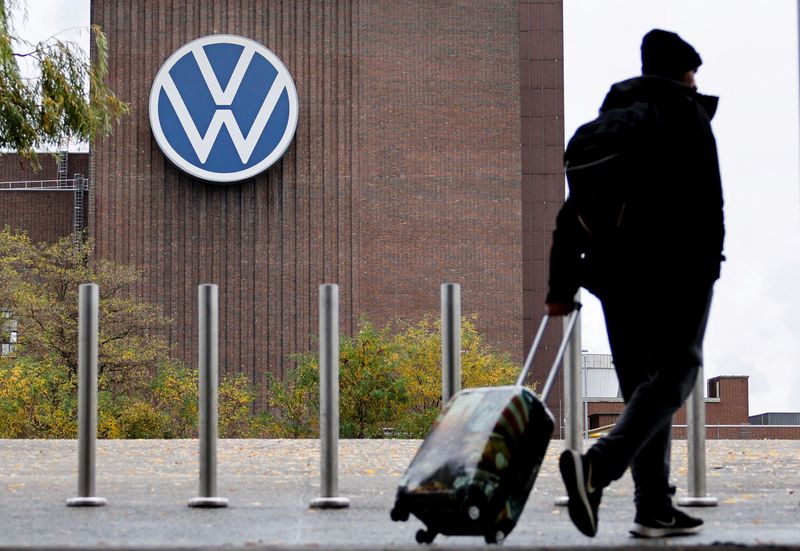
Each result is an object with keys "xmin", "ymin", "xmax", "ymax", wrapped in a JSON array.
[
  {"xmin": 14, "ymin": 1, "xmax": 800, "ymax": 415},
  {"xmin": 564, "ymin": 0, "xmax": 800, "ymax": 415}
]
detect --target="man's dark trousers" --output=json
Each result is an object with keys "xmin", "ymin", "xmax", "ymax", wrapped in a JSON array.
[{"xmin": 586, "ymin": 281, "xmax": 714, "ymax": 513}]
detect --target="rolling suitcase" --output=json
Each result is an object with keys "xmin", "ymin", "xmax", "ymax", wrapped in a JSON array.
[{"xmin": 390, "ymin": 309, "xmax": 580, "ymax": 545}]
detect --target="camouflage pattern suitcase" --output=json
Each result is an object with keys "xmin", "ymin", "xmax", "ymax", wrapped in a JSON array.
[{"xmin": 390, "ymin": 309, "xmax": 580, "ymax": 545}]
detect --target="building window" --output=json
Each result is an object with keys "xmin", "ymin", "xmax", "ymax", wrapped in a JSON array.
[{"xmin": 1, "ymin": 309, "xmax": 17, "ymax": 357}]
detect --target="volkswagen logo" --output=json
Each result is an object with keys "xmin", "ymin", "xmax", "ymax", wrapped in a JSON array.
[{"xmin": 149, "ymin": 35, "xmax": 299, "ymax": 183}]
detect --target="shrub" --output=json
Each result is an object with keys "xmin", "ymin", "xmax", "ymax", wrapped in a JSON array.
[
  {"xmin": 150, "ymin": 360, "xmax": 198, "ymax": 438},
  {"xmin": 117, "ymin": 400, "xmax": 171, "ymax": 438},
  {"xmin": 258, "ymin": 359, "xmax": 320, "ymax": 438},
  {"xmin": 218, "ymin": 373, "xmax": 255, "ymax": 438},
  {"xmin": 390, "ymin": 316, "xmax": 519, "ymax": 437},
  {"xmin": 265, "ymin": 316, "xmax": 520, "ymax": 438},
  {"xmin": 0, "ymin": 356, "xmax": 76, "ymax": 438}
]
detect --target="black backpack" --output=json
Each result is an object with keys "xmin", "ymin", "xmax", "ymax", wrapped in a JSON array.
[{"xmin": 564, "ymin": 102, "xmax": 658, "ymax": 238}]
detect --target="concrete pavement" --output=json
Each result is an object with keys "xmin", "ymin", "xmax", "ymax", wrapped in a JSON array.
[{"xmin": 0, "ymin": 438, "xmax": 799, "ymax": 550}]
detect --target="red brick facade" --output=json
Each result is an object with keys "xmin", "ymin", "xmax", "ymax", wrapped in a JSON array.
[
  {"xmin": 0, "ymin": 153, "xmax": 89, "ymax": 244},
  {"xmin": 519, "ymin": 0, "xmax": 566, "ymax": 412},
  {"xmin": 0, "ymin": 191, "xmax": 73, "ymax": 244},
  {"xmin": 0, "ymin": 152, "xmax": 88, "ymax": 183},
  {"xmin": 89, "ymin": 1, "xmax": 556, "ymax": 406}
]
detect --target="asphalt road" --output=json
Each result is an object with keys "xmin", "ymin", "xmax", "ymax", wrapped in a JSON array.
[{"xmin": 1, "ymin": 439, "xmax": 799, "ymax": 550}]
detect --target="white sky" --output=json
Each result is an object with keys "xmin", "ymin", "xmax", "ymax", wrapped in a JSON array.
[
  {"xmin": 565, "ymin": 0, "xmax": 800, "ymax": 415},
  {"xmin": 14, "ymin": 1, "xmax": 800, "ymax": 415}
]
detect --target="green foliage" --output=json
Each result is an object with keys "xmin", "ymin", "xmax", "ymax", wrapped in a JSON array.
[
  {"xmin": 0, "ymin": 355, "xmax": 259, "ymax": 439},
  {"xmin": 0, "ymin": 355, "xmax": 75, "ymax": 437},
  {"xmin": 0, "ymin": 228, "xmax": 171, "ymax": 378},
  {"xmin": 0, "ymin": 228, "xmax": 520, "ymax": 438},
  {"xmin": 218, "ymin": 373, "xmax": 255, "ymax": 438},
  {"xmin": 115, "ymin": 400, "xmax": 171, "ymax": 439},
  {"xmin": 265, "ymin": 316, "xmax": 521, "ymax": 439},
  {"xmin": 0, "ymin": 228, "xmax": 254, "ymax": 439},
  {"xmin": 149, "ymin": 360, "xmax": 197, "ymax": 438},
  {"xmin": 0, "ymin": 1, "xmax": 128, "ymax": 163},
  {"xmin": 338, "ymin": 321, "xmax": 408, "ymax": 438},
  {"xmin": 259, "ymin": 362, "xmax": 319, "ymax": 438}
]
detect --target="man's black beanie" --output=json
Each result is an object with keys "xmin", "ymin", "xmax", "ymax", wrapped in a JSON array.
[{"xmin": 641, "ymin": 29, "xmax": 702, "ymax": 81}]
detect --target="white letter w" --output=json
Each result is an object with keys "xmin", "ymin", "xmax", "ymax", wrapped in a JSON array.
[{"xmin": 161, "ymin": 44, "xmax": 285, "ymax": 164}]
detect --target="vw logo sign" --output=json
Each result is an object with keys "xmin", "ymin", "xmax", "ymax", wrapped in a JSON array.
[{"xmin": 149, "ymin": 35, "xmax": 299, "ymax": 183}]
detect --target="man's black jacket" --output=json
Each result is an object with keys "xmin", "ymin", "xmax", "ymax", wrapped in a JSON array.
[{"xmin": 547, "ymin": 76, "xmax": 725, "ymax": 304}]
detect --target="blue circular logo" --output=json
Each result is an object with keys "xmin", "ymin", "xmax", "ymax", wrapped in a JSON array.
[{"xmin": 149, "ymin": 35, "xmax": 299, "ymax": 183}]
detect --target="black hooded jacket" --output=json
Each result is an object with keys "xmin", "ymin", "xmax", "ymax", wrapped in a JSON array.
[{"xmin": 547, "ymin": 76, "xmax": 725, "ymax": 304}]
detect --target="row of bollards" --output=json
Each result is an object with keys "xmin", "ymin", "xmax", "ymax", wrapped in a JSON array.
[
  {"xmin": 64, "ymin": 282, "xmax": 349, "ymax": 509},
  {"xmin": 64, "ymin": 281, "xmax": 714, "ymax": 510}
]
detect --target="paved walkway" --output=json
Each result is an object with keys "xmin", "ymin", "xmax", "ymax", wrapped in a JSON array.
[{"xmin": 0, "ymin": 439, "xmax": 799, "ymax": 550}]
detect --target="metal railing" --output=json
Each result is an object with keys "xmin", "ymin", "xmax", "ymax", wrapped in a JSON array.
[{"xmin": 0, "ymin": 179, "xmax": 83, "ymax": 191}]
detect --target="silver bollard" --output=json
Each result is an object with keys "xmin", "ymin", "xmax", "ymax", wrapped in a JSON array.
[
  {"xmin": 188, "ymin": 284, "xmax": 228, "ymax": 508},
  {"xmin": 556, "ymin": 295, "xmax": 583, "ymax": 507},
  {"xmin": 441, "ymin": 283, "xmax": 461, "ymax": 406},
  {"xmin": 677, "ymin": 367, "xmax": 718, "ymax": 507},
  {"xmin": 564, "ymin": 295, "xmax": 583, "ymax": 453},
  {"xmin": 310, "ymin": 284, "xmax": 350, "ymax": 509},
  {"xmin": 67, "ymin": 284, "xmax": 106, "ymax": 507}
]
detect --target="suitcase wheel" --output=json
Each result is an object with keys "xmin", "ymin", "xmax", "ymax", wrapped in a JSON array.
[
  {"xmin": 415, "ymin": 529, "xmax": 436, "ymax": 544},
  {"xmin": 484, "ymin": 529, "xmax": 506, "ymax": 545},
  {"xmin": 484, "ymin": 520, "xmax": 513, "ymax": 545},
  {"xmin": 390, "ymin": 505, "xmax": 409, "ymax": 522}
]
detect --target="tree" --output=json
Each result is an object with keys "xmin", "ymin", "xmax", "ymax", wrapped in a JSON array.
[
  {"xmin": 0, "ymin": 229, "xmax": 258, "ymax": 439},
  {"xmin": 0, "ymin": 0, "xmax": 127, "ymax": 161},
  {"xmin": 0, "ymin": 228, "xmax": 170, "ymax": 378}
]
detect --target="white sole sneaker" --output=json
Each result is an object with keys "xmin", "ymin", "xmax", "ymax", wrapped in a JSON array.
[{"xmin": 630, "ymin": 522, "xmax": 702, "ymax": 538}]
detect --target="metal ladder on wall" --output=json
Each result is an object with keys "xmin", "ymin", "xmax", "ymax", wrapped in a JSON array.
[
  {"xmin": 61, "ymin": 151, "xmax": 88, "ymax": 247},
  {"xmin": 73, "ymin": 174, "xmax": 84, "ymax": 238},
  {"xmin": 58, "ymin": 150, "xmax": 68, "ymax": 184}
]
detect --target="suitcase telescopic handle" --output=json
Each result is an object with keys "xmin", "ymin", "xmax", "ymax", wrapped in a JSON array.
[{"xmin": 515, "ymin": 305, "xmax": 581, "ymax": 402}]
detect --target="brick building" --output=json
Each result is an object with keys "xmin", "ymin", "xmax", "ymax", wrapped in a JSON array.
[
  {"xmin": 0, "ymin": 1, "xmax": 568, "ymax": 409},
  {"xmin": 583, "ymin": 354, "xmax": 800, "ymax": 440},
  {"xmin": 1, "ymin": 3, "xmax": 798, "ymax": 439}
]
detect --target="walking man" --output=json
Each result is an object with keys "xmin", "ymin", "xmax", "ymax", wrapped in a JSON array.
[{"xmin": 546, "ymin": 29, "xmax": 725, "ymax": 538}]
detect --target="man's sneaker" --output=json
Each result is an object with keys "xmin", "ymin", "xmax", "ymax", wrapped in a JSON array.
[
  {"xmin": 630, "ymin": 506, "xmax": 703, "ymax": 538},
  {"xmin": 559, "ymin": 449, "xmax": 602, "ymax": 537}
]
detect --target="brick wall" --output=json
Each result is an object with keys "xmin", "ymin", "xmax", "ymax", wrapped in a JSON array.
[
  {"xmin": 0, "ymin": 153, "xmax": 88, "ymax": 243},
  {"xmin": 92, "ymin": 0, "xmax": 363, "ymax": 405},
  {"xmin": 91, "ymin": 0, "xmax": 546, "ymax": 405},
  {"xmin": 0, "ymin": 191, "xmax": 73, "ymax": 243},
  {"xmin": 519, "ymin": 0, "xmax": 565, "ymax": 411},
  {"xmin": 0, "ymin": 152, "xmax": 88, "ymax": 183},
  {"xmin": 356, "ymin": 1, "xmax": 523, "ymax": 354},
  {"xmin": 706, "ymin": 376, "xmax": 750, "ymax": 424}
]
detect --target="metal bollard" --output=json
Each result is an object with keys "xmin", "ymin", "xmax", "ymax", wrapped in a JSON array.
[
  {"xmin": 563, "ymin": 294, "xmax": 583, "ymax": 453},
  {"xmin": 188, "ymin": 284, "xmax": 228, "ymax": 508},
  {"xmin": 440, "ymin": 283, "xmax": 461, "ymax": 406},
  {"xmin": 556, "ymin": 295, "xmax": 582, "ymax": 507},
  {"xmin": 67, "ymin": 284, "xmax": 106, "ymax": 507},
  {"xmin": 677, "ymin": 367, "xmax": 718, "ymax": 507},
  {"xmin": 310, "ymin": 284, "xmax": 350, "ymax": 509}
]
